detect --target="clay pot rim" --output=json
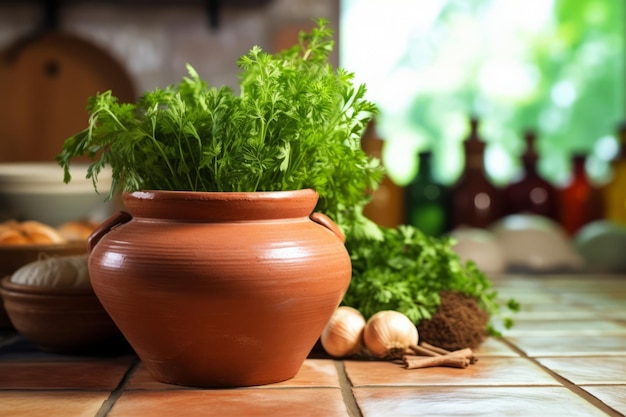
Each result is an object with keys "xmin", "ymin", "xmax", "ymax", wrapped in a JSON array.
[
  {"xmin": 0, "ymin": 276, "xmax": 95, "ymax": 296},
  {"xmin": 124, "ymin": 188, "xmax": 318, "ymax": 202},
  {"xmin": 120, "ymin": 188, "xmax": 321, "ymax": 223}
]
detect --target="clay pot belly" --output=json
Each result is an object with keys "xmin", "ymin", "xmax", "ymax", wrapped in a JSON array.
[{"xmin": 88, "ymin": 189, "xmax": 351, "ymax": 387}]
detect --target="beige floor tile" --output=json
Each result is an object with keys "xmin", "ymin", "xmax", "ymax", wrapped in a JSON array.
[
  {"xmin": 0, "ymin": 391, "xmax": 108, "ymax": 417},
  {"xmin": 507, "ymin": 335, "xmax": 626, "ymax": 357},
  {"xmin": 525, "ymin": 276, "xmax": 625, "ymax": 291},
  {"xmin": 502, "ymin": 319, "xmax": 626, "ymax": 336},
  {"xmin": 260, "ymin": 359, "xmax": 340, "ymax": 388},
  {"xmin": 496, "ymin": 291, "xmax": 562, "ymax": 306},
  {"xmin": 589, "ymin": 302, "xmax": 626, "ymax": 316},
  {"xmin": 124, "ymin": 364, "xmax": 187, "ymax": 391},
  {"xmin": 512, "ymin": 307, "xmax": 601, "ymax": 320},
  {"xmin": 537, "ymin": 356, "xmax": 626, "ymax": 384},
  {"xmin": 0, "ymin": 357, "xmax": 134, "ymax": 390},
  {"xmin": 126, "ymin": 359, "xmax": 341, "ymax": 390},
  {"xmin": 583, "ymin": 385, "xmax": 626, "ymax": 415},
  {"xmin": 353, "ymin": 386, "xmax": 610, "ymax": 417},
  {"xmin": 344, "ymin": 357, "xmax": 559, "ymax": 387},
  {"xmin": 563, "ymin": 289, "xmax": 626, "ymax": 302},
  {"xmin": 474, "ymin": 337, "xmax": 519, "ymax": 357},
  {"xmin": 109, "ymin": 388, "xmax": 348, "ymax": 417}
]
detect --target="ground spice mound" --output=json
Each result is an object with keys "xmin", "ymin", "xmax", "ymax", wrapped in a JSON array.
[{"xmin": 417, "ymin": 291, "xmax": 489, "ymax": 351}]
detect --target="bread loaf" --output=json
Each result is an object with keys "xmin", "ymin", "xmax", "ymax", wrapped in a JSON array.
[
  {"xmin": 57, "ymin": 220, "xmax": 99, "ymax": 241},
  {"xmin": 0, "ymin": 220, "xmax": 66, "ymax": 245}
]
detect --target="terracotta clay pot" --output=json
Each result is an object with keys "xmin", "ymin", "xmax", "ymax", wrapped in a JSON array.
[{"xmin": 88, "ymin": 189, "xmax": 351, "ymax": 387}]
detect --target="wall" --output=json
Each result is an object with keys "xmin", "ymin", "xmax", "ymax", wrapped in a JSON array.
[
  {"xmin": 0, "ymin": 0, "xmax": 339, "ymax": 162},
  {"xmin": 0, "ymin": 0, "xmax": 339, "ymax": 95}
]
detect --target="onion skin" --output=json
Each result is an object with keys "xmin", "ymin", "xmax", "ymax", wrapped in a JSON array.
[
  {"xmin": 363, "ymin": 310, "xmax": 419, "ymax": 359},
  {"xmin": 321, "ymin": 306, "xmax": 366, "ymax": 358}
]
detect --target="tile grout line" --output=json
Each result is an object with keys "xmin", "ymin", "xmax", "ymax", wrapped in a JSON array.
[
  {"xmin": 334, "ymin": 360, "xmax": 363, "ymax": 417},
  {"xmin": 500, "ymin": 338, "xmax": 625, "ymax": 417},
  {"xmin": 94, "ymin": 358, "xmax": 141, "ymax": 417}
]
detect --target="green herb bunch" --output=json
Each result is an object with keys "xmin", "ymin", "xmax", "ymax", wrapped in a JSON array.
[
  {"xmin": 343, "ymin": 225, "xmax": 520, "ymax": 334},
  {"xmin": 57, "ymin": 18, "xmax": 383, "ymax": 235}
]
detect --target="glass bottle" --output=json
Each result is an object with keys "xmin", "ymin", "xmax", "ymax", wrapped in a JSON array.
[
  {"xmin": 502, "ymin": 129, "xmax": 559, "ymax": 221},
  {"xmin": 405, "ymin": 150, "xmax": 451, "ymax": 236},
  {"xmin": 558, "ymin": 153, "xmax": 605, "ymax": 236},
  {"xmin": 450, "ymin": 117, "xmax": 502, "ymax": 229},
  {"xmin": 602, "ymin": 122, "xmax": 626, "ymax": 225}
]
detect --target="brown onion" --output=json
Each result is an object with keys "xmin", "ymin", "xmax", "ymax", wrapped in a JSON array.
[
  {"xmin": 321, "ymin": 306, "xmax": 366, "ymax": 358},
  {"xmin": 363, "ymin": 310, "xmax": 419, "ymax": 359}
]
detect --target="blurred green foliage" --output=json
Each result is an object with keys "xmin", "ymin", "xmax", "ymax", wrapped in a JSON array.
[{"xmin": 342, "ymin": 0, "xmax": 625, "ymax": 186}]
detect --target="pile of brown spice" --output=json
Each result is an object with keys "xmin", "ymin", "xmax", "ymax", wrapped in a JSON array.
[{"xmin": 417, "ymin": 291, "xmax": 489, "ymax": 351}]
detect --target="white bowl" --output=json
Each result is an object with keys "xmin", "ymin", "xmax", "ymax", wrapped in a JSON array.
[
  {"xmin": 574, "ymin": 220, "xmax": 626, "ymax": 272},
  {"xmin": 489, "ymin": 214, "xmax": 583, "ymax": 272},
  {"xmin": 449, "ymin": 227, "xmax": 507, "ymax": 275},
  {"xmin": 0, "ymin": 163, "xmax": 114, "ymax": 227}
]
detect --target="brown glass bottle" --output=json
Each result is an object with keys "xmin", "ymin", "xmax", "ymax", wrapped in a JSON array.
[
  {"xmin": 361, "ymin": 119, "xmax": 405, "ymax": 228},
  {"xmin": 450, "ymin": 117, "xmax": 502, "ymax": 229},
  {"xmin": 558, "ymin": 153, "xmax": 605, "ymax": 236},
  {"xmin": 502, "ymin": 130, "xmax": 559, "ymax": 221}
]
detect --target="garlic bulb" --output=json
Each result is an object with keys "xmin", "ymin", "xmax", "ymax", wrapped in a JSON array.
[
  {"xmin": 363, "ymin": 310, "xmax": 419, "ymax": 359},
  {"xmin": 321, "ymin": 306, "xmax": 366, "ymax": 358}
]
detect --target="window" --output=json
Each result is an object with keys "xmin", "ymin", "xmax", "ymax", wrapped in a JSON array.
[{"xmin": 340, "ymin": 0, "xmax": 625, "ymax": 187}]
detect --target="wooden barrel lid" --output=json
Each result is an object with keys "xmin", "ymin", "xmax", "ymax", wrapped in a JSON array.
[{"xmin": 0, "ymin": 31, "xmax": 135, "ymax": 162}]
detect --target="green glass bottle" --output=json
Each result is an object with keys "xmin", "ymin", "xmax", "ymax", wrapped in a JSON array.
[{"xmin": 405, "ymin": 150, "xmax": 451, "ymax": 236}]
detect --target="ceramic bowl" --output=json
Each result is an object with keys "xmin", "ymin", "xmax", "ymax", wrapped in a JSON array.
[
  {"xmin": 0, "ymin": 275, "xmax": 120, "ymax": 353},
  {"xmin": 574, "ymin": 220, "xmax": 626, "ymax": 272},
  {"xmin": 0, "ymin": 241, "xmax": 88, "ymax": 329},
  {"xmin": 449, "ymin": 228, "xmax": 507, "ymax": 274},
  {"xmin": 489, "ymin": 214, "xmax": 583, "ymax": 272},
  {"xmin": 0, "ymin": 162, "xmax": 114, "ymax": 227}
]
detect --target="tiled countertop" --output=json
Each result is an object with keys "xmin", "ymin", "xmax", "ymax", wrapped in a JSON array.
[{"xmin": 0, "ymin": 274, "xmax": 625, "ymax": 417}]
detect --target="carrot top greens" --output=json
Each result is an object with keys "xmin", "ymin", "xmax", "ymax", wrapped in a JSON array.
[{"xmin": 57, "ymin": 18, "xmax": 382, "ymax": 239}]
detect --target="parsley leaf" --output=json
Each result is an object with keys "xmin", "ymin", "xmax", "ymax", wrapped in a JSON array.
[{"xmin": 343, "ymin": 224, "xmax": 519, "ymax": 334}]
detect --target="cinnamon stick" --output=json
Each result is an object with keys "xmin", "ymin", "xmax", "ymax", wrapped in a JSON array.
[
  {"xmin": 409, "ymin": 344, "xmax": 440, "ymax": 357},
  {"xmin": 403, "ymin": 355, "xmax": 469, "ymax": 369},
  {"xmin": 417, "ymin": 342, "xmax": 478, "ymax": 364},
  {"xmin": 419, "ymin": 341, "xmax": 451, "ymax": 355},
  {"xmin": 447, "ymin": 348, "xmax": 478, "ymax": 364},
  {"xmin": 402, "ymin": 342, "xmax": 478, "ymax": 369}
]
